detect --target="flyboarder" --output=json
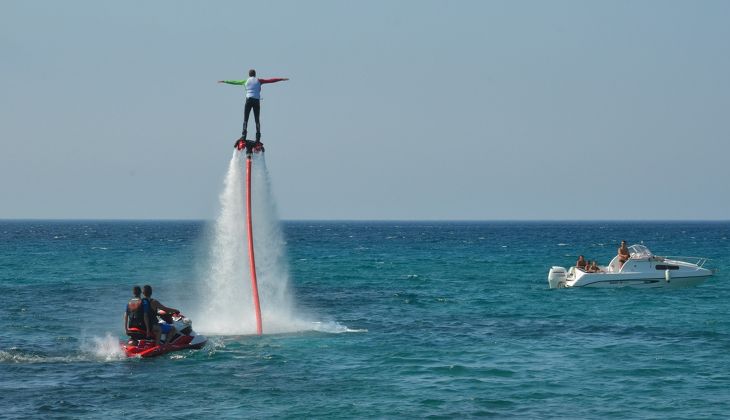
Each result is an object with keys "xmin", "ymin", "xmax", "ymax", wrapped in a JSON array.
[{"xmin": 218, "ymin": 69, "xmax": 288, "ymax": 148}]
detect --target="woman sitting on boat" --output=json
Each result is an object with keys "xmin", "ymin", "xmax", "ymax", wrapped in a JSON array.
[{"xmin": 587, "ymin": 261, "xmax": 603, "ymax": 273}]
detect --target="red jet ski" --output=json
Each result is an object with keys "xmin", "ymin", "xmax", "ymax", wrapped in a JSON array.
[{"xmin": 122, "ymin": 311, "xmax": 207, "ymax": 358}]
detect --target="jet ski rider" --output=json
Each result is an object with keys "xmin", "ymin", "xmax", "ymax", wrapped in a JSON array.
[
  {"xmin": 142, "ymin": 285, "xmax": 179, "ymax": 346},
  {"xmin": 124, "ymin": 285, "xmax": 152, "ymax": 340}
]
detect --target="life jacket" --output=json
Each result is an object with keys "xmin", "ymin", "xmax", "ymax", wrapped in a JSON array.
[{"xmin": 126, "ymin": 297, "xmax": 146, "ymax": 329}]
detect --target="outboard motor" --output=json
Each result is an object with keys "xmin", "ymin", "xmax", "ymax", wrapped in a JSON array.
[{"xmin": 548, "ymin": 266, "xmax": 567, "ymax": 289}]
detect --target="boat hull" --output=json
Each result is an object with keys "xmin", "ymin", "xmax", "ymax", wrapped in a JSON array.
[{"xmin": 569, "ymin": 274, "xmax": 711, "ymax": 289}]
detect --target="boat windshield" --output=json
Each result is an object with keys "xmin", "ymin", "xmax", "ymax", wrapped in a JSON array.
[{"xmin": 628, "ymin": 244, "xmax": 653, "ymax": 259}]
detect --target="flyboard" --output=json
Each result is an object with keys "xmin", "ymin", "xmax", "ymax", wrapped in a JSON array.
[
  {"xmin": 234, "ymin": 138, "xmax": 265, "ymax": 154},
  {"xmin": 234, "ymin": 136, "xmax": 264, "ymax": 335}
]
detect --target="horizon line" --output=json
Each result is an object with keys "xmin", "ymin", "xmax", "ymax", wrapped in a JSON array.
[{"xmin": 1, "ymin": 218, "xmax": 729, "ymax": 223}]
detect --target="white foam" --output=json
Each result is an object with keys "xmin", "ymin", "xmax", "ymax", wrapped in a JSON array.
[
  {"xmin": 310, "ymin": 321, "xmax": 368, "ymax": 334},
  {"xmin": 82, "ymin": 333, "xmax": 126, "ymax": 361},
  {"xmin": 0, "ymin": 333, "xmax": 126, "ymax": 364},
  {"xmin": 0, "ymin": 348, "xmax": 61, "ymax": 363}
]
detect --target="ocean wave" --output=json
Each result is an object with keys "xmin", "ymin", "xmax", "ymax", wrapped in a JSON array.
[
  {"xmin": 0, "ymin": 348, "xmax": 87, "ymax": 364},
  {"xmin": 0, "ymin": 333, "xmax": 126, "ymax": 364},
  {"xmin": 310, "ymin": 321, "xmax": 367, "ymax": 334}
]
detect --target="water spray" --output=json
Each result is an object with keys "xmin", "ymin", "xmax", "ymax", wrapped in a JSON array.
[
  {"xmin": 199, "ymin": 140, "xmax": 347, "ymax": 335},
  {"xmin": 198, "ymin": 146, "xmax": 300, "ymax": 335}
]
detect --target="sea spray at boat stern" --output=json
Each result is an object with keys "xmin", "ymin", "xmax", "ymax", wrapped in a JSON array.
[
  {"xmin": 0, "ymin": 334, "xmax": 126, "ymax": 364},
  {"xmin": 195, "ymin": 152, "xmax": 320, "ymax": 334},
  {"xmin": 84, "ymin": 333, "xmax": 126, "ymax": 361}
]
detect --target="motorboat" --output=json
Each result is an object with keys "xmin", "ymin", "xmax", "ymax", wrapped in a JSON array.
[
  {"xmin": 548, "ymin": 244, "xmax": 713, "ymax": 289},
  {"xmin": 122, "ymin": 311, "xmax": 207, "ymax": 358}
]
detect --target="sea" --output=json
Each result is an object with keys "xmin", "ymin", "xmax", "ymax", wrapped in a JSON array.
[
  {"xmin": 1, "ymin": 220, "xmax": 729, "ymax": 418},
  {"xmin": 2, "ymin": 154, "xmax": 730, "ymax": 418}
]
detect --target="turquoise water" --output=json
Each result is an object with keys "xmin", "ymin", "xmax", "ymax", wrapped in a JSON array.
[{"xmin": 1, "ymin": 221, "xmax": 729, "ymax": 418}]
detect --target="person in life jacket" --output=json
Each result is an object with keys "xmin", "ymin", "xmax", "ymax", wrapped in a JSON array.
[
  {"xmin": 218, "ymin": 69, "xmax": 289, "ymax": 143},
  {"xmin": 142, "ymin": 285, "xmax": 179, "ymax": 345},
  {"xmin": 123, "ymin": 285, "xmax": 152, "ymax": 339}
]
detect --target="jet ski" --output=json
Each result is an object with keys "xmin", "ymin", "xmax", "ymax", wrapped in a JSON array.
[{"xmin": 122, "ymin": 311, "xmax": 207, "ymax": 358}]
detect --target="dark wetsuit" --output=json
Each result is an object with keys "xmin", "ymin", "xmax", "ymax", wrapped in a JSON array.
[{"xmin": 243, "ymin": 97, "xmax": 261, "ymax": 138}]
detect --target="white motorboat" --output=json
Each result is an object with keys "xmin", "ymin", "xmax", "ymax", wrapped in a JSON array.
[{"xmin": 548, "ymin": 244, "xmax": 713, "ymax": 289}]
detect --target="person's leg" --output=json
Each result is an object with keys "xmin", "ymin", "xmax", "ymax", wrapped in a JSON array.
[
  {"xmin": 242, "ymin": 98, "xmax": 254, "ymax": 138},
  {"xmin": 253, "ymin": 99, "xmax": 261, "ymax": 141},
  {"xmin": 167, "ymin": 326, "xmax": 177, "ymax": 344},
  {"xmin": 152, "ymin": 324, "xmax": 161, "ymax": 345},
  {"xmin": 160, "ymin": 323, "xmax": 171, "ymax": 344}
]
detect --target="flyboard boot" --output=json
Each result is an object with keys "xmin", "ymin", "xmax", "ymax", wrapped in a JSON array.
[
  {"xmin": 234, "ymin": 130, "xmax": 248, "ymax": 150},
  {"xmin": 243, "ymin": 133, "xmax": 265, "ymax": 154},
  {"xmin": 253, "ymin": 132, "xmax": 265, "ymax": 153}
]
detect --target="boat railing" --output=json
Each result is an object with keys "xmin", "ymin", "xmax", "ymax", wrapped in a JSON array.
[
  {"xmin": 606, "ymin": 255, "xmax": 621, "ymax": 273},
  {"xmin": 660, "ymin": 255, "xmax": 709, "ymax": 267}
]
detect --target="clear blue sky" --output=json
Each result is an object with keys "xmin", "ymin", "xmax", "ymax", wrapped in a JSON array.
[{"xmin": 2, "ymin": 1, "xmax": 729, "ymax": 220}]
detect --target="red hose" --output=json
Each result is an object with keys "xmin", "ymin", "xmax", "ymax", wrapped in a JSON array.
[{"xmin": 246, "ymin": 155, "xmax": 263, "ymax": 335}]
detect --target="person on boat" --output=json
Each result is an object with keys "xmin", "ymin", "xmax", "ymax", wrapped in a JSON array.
[
  {"xmin": 576, "ymin": 255, "xmax": 587, "ymax": 270},
  {"xmin": 618, "ymin": 240, "xmax": 630, "ymax": 268},
  {"xmin": 142, "ymin": 285, "xmax": 179, "ymax": 345},
  {"xmin": 589, "ymin": 261, "xmax": 602, "ymax": 273},
  {"xmin": 218, "ymin": 69, "xmax": 289, "ymax": 143},
  {"xmin": 124, "ymin": 285, "xmax": 152, "ymax": 340}
]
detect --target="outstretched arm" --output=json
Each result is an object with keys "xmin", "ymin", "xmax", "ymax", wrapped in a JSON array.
[
  {"xmin": 218, "ymin": 80, "xmax": 246, "ymax": 85},
  {"xmin": 259, "ymin": 78, "xmax": 289, "ymax": 84}
]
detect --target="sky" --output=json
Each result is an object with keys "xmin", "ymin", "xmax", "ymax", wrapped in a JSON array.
[{"xmin": 1, "ymin": 0, "xmax": 729, "ymax": 220}]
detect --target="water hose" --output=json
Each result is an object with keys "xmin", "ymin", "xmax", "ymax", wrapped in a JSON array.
[{"xmin": 245, "ymin": 154, "xmax": 263, "ymax": 335}]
